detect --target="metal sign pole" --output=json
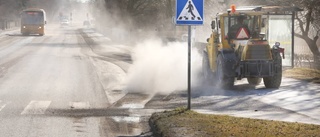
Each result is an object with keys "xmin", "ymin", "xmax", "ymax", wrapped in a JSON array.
[
  {"xmin": 187, "ymin": 25, "xmax": 191, "ymax": 110},
  {"xmin": 176, "ymin": 0, "xmax": 203, "ymax": 110}
]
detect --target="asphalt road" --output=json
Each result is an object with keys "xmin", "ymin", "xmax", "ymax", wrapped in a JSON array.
[
  {"xmin": 0, "ymin": 24, "xmax": 138, "ymax": 137},
  {"xmin": 0, "ymin": 23, "xmax": 319, "ymax": 137}
]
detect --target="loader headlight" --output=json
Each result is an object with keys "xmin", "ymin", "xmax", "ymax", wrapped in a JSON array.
[
  {"xmin": 23, "ymin": 26, "xmax": 26, "ymax": 29},
  {"xmin": 38, "ymin": 26, "xmax": 42, "ymax": 29}
]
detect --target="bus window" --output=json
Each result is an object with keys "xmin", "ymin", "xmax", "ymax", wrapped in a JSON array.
[{"xmin": 22, "ymin": 12, "xmax": 44, "ymax": 25}]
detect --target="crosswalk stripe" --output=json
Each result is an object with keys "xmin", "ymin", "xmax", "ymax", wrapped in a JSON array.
[
  {"xmin": 21, "ymin": 101, "xmax": 51, "ymax": 115},
  {"xmin": 70, "ymin": 102, "xmax": 90, "ymax": 109}
]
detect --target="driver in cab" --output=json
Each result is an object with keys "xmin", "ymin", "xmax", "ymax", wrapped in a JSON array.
[{"xmin": 228, "ymin": 16, "xmax": 250, "ymax": 39}]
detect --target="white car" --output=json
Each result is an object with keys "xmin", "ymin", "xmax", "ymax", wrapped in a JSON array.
[{"xmin": 60, "ymin": 19, "xmax": 70, "ymax": 26}]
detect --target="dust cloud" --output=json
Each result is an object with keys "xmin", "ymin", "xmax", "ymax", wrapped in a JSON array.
[
  {"xmin": 125, "ymin": 38, "xmax": 203, "ymax": 95},
  {"xmin": 85, "ymin": 1, "xmax": 206, "ymax": 95}
]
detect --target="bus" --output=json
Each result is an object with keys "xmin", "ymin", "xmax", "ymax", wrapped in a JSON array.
[{"xmin": 21, "ymin": 8, "xmax": 46, "ymax": 36}]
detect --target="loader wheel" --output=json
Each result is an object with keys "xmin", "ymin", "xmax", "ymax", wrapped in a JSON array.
[
  {"xmin": 202, "ymin": 51, "xmax": 214, "ymax": 84},
  {"xmin": 263, "ymin": 53, "xmax": 282, "ymax": 88},
  {"xmin": 216, "ymin": 54, "xmax": 234, "ymax": 89},
  {"xmin": 247, "ymin": 77, "xmax": 262, "ymax": 85}
]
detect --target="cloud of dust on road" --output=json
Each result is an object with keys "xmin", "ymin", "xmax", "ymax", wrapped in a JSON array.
[{"xmin": 125, "ymin": 38, "xmax": 202, "ymax": 95}]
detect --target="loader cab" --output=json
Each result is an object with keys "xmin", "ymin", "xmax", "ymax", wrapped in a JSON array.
[{"xmin": 214, "ymin": 12, "xmax": 266, "ymax": 49}]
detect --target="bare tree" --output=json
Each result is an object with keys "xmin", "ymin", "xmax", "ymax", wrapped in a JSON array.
[
  {"xmin": 293, "ymin": 0, "xmax": 320, "ymax": 68},
  {"xmin": 0, "ymin": 0, "xmax": 27, "ymax": 21},
  {"xmin": 103, "ymin": 0, "xmax": 172, "ymax": 29}
]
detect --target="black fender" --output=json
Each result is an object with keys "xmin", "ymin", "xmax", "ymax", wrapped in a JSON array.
[
  {"xmin": 218, "ymin": 49, "xmax": 237, "ymax": 77},
  {"xmin": 271, "ymin": 49, "xmax": 282, "ymax": 74}
]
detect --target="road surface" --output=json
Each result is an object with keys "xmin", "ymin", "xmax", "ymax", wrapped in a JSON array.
[
  {"xmin": 0, "ymin": 24, "xmax": 147, "ymax": 137},
  {"xmin": 0, "ymin": 23, "xmax": 319, "ymax": 137}
]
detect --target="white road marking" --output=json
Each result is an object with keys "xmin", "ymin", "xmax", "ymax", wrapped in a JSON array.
[
  {"xmin": 0, "ymin": 100, "xmax": 7, "ymax": 112},
  {"xmin": 69, "ymin": 102, "xmax": 90, "ymax": 109},
  {"xmin": 120, "ymin": 104, "xmax": 144, "ymax": 109},
  {"xmin": 21, "ymin": 101, "xmax": 51, "ymax": 115},
  {"xmin": 112, "ymin": 116, "xmax": 140, "ymax": 123}
]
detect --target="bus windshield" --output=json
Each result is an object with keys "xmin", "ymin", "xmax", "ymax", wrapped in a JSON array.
[{"xmin": 22, "ymin": 11, "xmax": 44, "ymax": 25}]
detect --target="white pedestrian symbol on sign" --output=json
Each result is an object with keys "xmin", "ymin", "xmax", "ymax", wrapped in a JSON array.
[{"xmin": 178, "ymin": 0, "xmax": 202, "ymax": 21}]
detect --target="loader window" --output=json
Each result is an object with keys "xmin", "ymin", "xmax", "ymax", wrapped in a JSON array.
[
  {"xmin": 226, "ymin": 16, "xmax": 250, "ymax": 39},
  {"xmin": 225, "ymin": 15, "xmax": 261, "ymax": 39},
  {"xmin": 247, "ymin": 15, "xmax": 261, "ymax": 38}
]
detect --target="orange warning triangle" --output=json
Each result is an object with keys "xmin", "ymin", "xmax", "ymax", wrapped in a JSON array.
[{"xmin": 236, "ymin": 28, "xmax": 250, "ymax": 39}]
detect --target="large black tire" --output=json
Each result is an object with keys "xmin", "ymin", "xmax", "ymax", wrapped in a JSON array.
[
  {"xmin": 202, "ymin": 51, "xmax": 214, "ymax": 84},
  {"xmin": 247, "ymin": 77, "xmax": 262, "ymax": 85},
  {"xmin": 215, "ymin": 54, "xmax": 234, "ymax": 89},
  {"xmin": 263, "ymin": 53, "xmax": 282, "ymax": 88}
]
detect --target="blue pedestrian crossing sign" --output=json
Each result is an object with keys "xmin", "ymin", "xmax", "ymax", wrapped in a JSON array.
[{"xmin": 176, "ymin": 0, "xmax": 204, "ymax": 25}]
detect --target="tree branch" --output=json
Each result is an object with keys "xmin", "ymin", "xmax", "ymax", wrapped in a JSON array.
[
  {"xmin": 134, "ymin": 0, "xmax": 148, "ymax": 10},
  {"xmin": 294, "ymin": 33, "xmax": 304, "ymax": 39},
  {"xmin": 295, "ymin": 12, "xmax": 305, "ymax": 34},
  {"xmin": 305, "ymin": 7, "xmax": 312, "ymax": 34},
  {"xmin": 314, "ymin": 30, "xmax": 320, "ymax": 42}
]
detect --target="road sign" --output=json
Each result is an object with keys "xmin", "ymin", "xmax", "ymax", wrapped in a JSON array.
[
  {"xmin": 176, "ymin": 0, "xmax": 204, "ymax": 25},
  {"xmin": 176, "ymin": 0, "xmax": 204, "ymax": 110}
]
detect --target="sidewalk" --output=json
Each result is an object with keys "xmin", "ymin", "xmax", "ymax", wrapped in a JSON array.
[
  {"xmin": 0, "ymin": 27, "xmax": 19, "ymax": 35},
  {"xmin": 195, "ymin": 77, "xmax": 320, "ymax": 125},
  {"xmin": 252, "ymin": 78, "xmax": 320, "ymax": 124}
]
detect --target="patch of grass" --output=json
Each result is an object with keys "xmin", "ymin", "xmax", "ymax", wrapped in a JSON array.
[
  {"xmin": 149, "ymin": 109, "xmax": 320, "ymax": 137},
  {"xmin": 283, "ymin": 67, "xmax": 320, "ymax": 83}
]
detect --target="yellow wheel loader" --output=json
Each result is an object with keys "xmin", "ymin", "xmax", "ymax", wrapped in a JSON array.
[{"xmin": 203, "ymin": 6, "xmax": 285, "ymax": 89}]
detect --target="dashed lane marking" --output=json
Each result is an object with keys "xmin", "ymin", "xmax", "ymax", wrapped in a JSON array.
[
  {"xmin": 0, "ymin": 100, "xmax": 7, "ymax": 112},
  {"xmin": 21, "ymin": 101, "xmax": 52, "ymax": 115}
]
